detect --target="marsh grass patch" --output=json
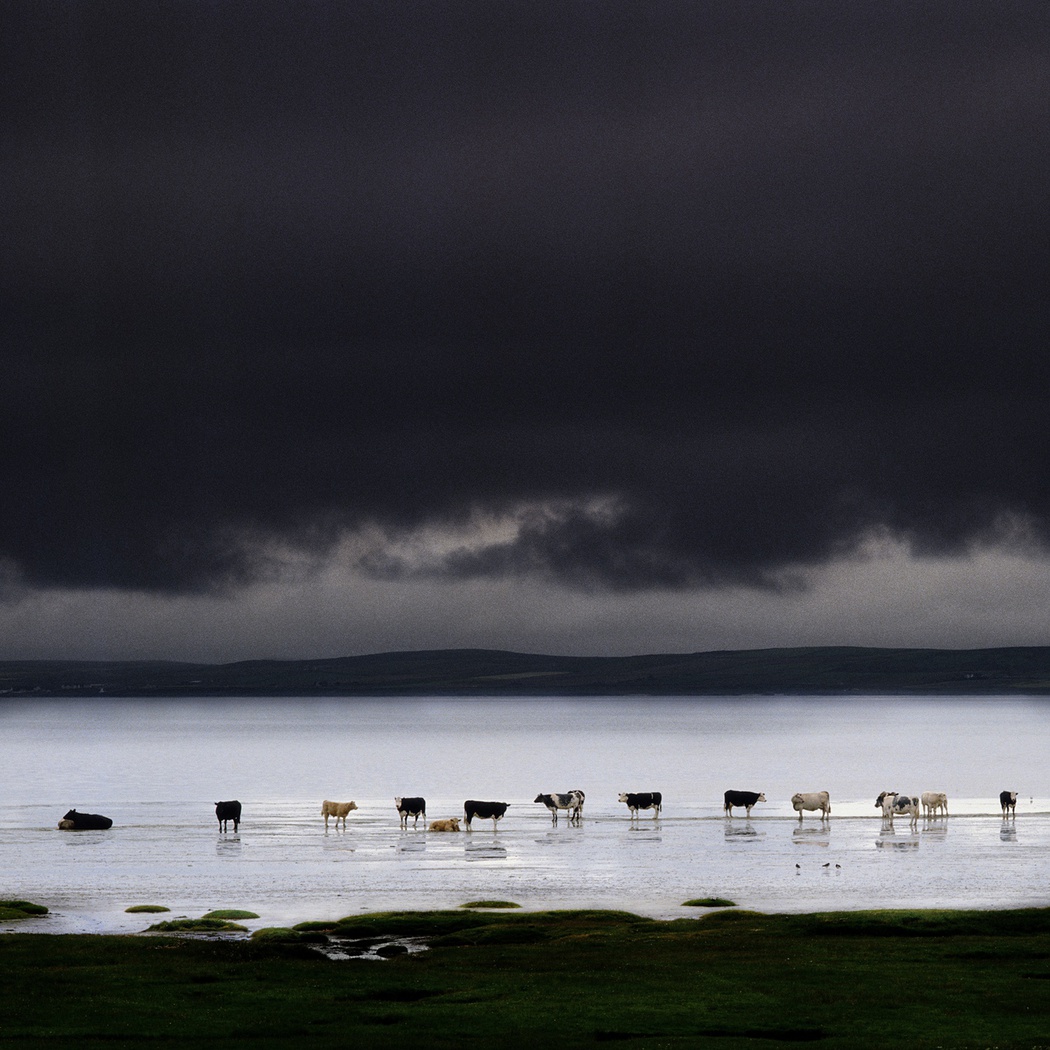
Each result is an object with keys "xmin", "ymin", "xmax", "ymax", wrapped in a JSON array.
[
  {"xmin": 460, "ymin": 900, "xmax": 520, "ymax": 909},
  {"xmin": 125, "ymin": 904, "xmax": 170, "ymax": 914},
  {"xmin": 682, "ymin": 897, "xmax": 737, "ymax": 908},
  {"xmin": 146, "ymin": 918, "xmax": 249, "ymax": 933},
  {"xmin": 203, "ymin": 909, "xmax": 260, "ymax": 920},
  {"xmin": 0, "ymin": 899, "xmax": 48, "ymax": 920}
]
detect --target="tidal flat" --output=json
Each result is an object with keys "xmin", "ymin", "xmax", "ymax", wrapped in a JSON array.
[{"xmin": 3, "ymin": 907, "xmax": 1050, "ymax": 1048}]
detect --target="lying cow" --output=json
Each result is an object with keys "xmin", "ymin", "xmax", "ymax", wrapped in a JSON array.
[
  {"xmin": 429, "ymin": 818, "xmax": 461, "ymax": 832},
  {"xmin": 322, "ymin": 799, "xmax": 358, "ymax": 829},
  {"xmin": 921, "ymin": 791, "xmax": 948, "ymax": 818},
  {"xmin": 463, "ymin": 800, "xmax": 510, "ymax": 829},
  {"xmin": 534, "ymin": 790, "xmax": 585, "ymax": 824},
  {"xmin": 875, "ymin": 791, "xmax": 919, "ymax": 827},
  {"xmin": 723, "ymin": 789, "xmax": 766, "ymax": 817},
  {"xmin": 618, "ymin": 791, "xmax": 662, "ymax": 818},
  {"xmin": 1000, "ymin": 790, "xmax": 1018, "ymax": 816},
  {"xmin": 395, "ymin": 796, "xmax": 426, "ymax": 828},
  {"xmin": 791, "ymin": 791, "xmax": 830, "ymax": 822},
  {"xmin": 58, "ymin": 808, "xmax": 112, "ymax": 830},
  {"xmin": 215, "ymin": 800, "xmax": 241, "ymax": 832}
]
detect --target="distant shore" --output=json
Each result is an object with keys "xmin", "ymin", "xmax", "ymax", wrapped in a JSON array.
[{"xmin": 4, "ymin": 644, "xmax": 1050, "ymax": 698}]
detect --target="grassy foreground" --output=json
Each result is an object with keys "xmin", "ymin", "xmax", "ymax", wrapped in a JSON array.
[{"xmin": 3, "ymin": 908, "xmax": 1050, "ymax": 1048}]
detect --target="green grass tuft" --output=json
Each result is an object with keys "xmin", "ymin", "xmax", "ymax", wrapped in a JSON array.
[
  {"xmin": 460, "ymin": 900, "xmax": 521, "ymax": 909},
  {"xmin": 0, "ymin": 899, "xmax": 49, "ymax": 920},
  {"xmin": 682, "ymin": 897, "xmax": 737, "ymax": 908},
  {"xmin": 202, "ymin": 909, "xmax": 260, "ymax": 920},
  {"xmin": 125, "ymin": 904, "xmax": 170, "ymax": 913},
  {"xmin": 146, "ymin": 918, "xmax": 248, "ymax": 933}
]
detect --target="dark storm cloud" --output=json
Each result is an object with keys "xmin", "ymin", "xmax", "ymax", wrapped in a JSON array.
[{"xmin": 3, "ymin": 1, "xmax": 1050, "ymax": 595}]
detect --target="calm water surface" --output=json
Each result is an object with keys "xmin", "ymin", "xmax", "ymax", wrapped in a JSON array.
[{"xmin": 2, "ymin": 696, "xmax": 1047, "ymax": 934}]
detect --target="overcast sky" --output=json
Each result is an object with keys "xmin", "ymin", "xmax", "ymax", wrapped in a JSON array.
[{"xmin": 3, "ymin": 2, "xmax": 1050, "ymax": 662}]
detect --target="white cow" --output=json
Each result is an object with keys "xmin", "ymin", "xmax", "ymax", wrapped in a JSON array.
[
  {"xmin": 321, "ymin": 799, "xmax": 358, "ymax": 829},
  {"xmin": 791, "ymin": 791, "xmax": 831, "ymax": 821},
  {"xmin": 921, "ymin": 791, "xmax": 948, "ymax": 818},
  {"xmin": 875, "ymin": 791, "xmax": 919, "ymax": 827}
]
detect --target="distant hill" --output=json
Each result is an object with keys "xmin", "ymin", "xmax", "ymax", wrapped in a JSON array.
[{"xmin": 3, "ymin": 646, "xmax": 1050, "ymax": 698}]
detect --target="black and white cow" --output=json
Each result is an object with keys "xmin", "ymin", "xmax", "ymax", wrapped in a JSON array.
[
  {"xmin": 1000, "ymin": 790, "xmax": 1018, "ymax": 816},
  {"xmin": 215, "ymin": 800, "xmax": 242, "ymax": 832},
  {"xmin": 723, "ymin": 789, "xmax": 767, "ymax": 817},
  {"xmin": 395, "ymin": 796, "xmax": 427, "ymax": 828},
  {"xmin": 618, "ymin": 791, "xmax": 662, "ymax": 818},
  {"xmin": 463, "ymin": 800, "xmax": 510, "ymax": 829},
  {"xmin": 875, "ymin": 791, "xmax": 919, "ymax": 827},
  {"xmin": 58, "ymin": 808, "xmax": 112, "ymax": 830},
  {"xmin": 534, "ymin": 790, "xmax": 585, "ymax": 824}
]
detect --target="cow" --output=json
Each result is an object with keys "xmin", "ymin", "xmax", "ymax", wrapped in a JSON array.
[
  {"xmin": 875, "ymin": 791, "xmax": 919, "ymax": 827},
  {"xmin": 1000, "ymin": 790, "xmax": 1018, "ymax": 816},
  {"xmin": 463, "ymin": 800, "xmax": 510, "ymax": 829},
  {"xmin": 395, "ymin": 796, "xmax": 426, "ymax": 828},
  {"xmin": 618, "ymin": 791, "xmax": 662, "ymax": 818},
  {"xmin": 58, "ymin": 809, "xmax": 112, "ymax": 830},
  {"xmin": 921, "ymin": 791, "xmax": 949, "ymax": 818},
  {"xmin": 790, "ymin": 791, "xmax": 831, "ymax": 822},
  {"xmin": 723, "ymin": 790, "xmax": 766, "ymax": 817},
  {"xmin": 534, "ymin": 790, "xmax": 585, "ymax": 824},
  {"xmin": 215, "ymin": 800, "xmax": 241, "ymax": 832},
  {"xmin": 322, "ymin": 800, "xmax": 358, "ymax": 829},
  {"xmin": 428, "ymin": 818, "xmax": 461, "ymax": 832}
]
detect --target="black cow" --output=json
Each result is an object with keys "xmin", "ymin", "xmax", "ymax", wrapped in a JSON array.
[
  {"xmin": 215, "ymin": 800, "xmax": 241, "ymax": 832},
  {"xmin": 723, "ymin": 789, "xmax": 767, "ymax": 817},
  {"xmin": 395, "ymin": 796, "xmax": 426, "ymax": 828},
  {"xmin": 534, "ymin": 790, "xmax": 585, "ymax": 824},
  {"xmin": 463, "ymin": 800, "xmax": 510, "ymax": 829},
  {"xmin": 1000, "ymin": 790, "xmax": 1018, "ymax": 816},
  {"xmin": 58, "ymin": 808, "xmax": 112, "ymax": 830},
  {"xmin": 618, "ymin": 791, "xmax": 662, "ymax": 817}
]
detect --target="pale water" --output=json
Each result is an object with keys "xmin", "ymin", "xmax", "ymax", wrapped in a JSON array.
[{"xmin": 1, "ymin": 696, "xmax": 1048, "ymax": 935}]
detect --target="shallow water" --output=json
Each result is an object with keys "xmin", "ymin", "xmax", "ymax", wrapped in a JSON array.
[{"xmin": 1, "ymin": 695, "xmax": 1047, "ymax": 934}]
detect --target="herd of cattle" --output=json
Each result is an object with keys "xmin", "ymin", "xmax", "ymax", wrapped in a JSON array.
[{"xmin": 55, "ymin": 790, "xmax": 1023, "ymax": 832}]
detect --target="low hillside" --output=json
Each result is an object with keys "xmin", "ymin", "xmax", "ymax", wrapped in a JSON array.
[{"xmin": 3, "ymin": 645, "xmax": 1050, "ymax": 697}]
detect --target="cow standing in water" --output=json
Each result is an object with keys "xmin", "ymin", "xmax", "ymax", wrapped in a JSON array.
[
  {"xmin": 791, "ymin": 791, "xmax": 831, "ymax": 822},
  {"xmin": 215, "ymin": 800, "xmax": 241, "ymax": 832},
  {"xmin": 395, "ymin": 797, "xmax": 427, "ymax": 828},
  {"xmin": 534, "ymin": 790, "xmax": 585, "ymax": 824},
  {"xmin": 618, "ymin": 792, "xmax": 662, "ymax": 818},
  {"xmin": 723, "ymin": 790, "xmax": 766, "ymax": 817},
  {"xmin": 463, "ymin": 800, "xmax": 510, "ymax": 829},
  {"xmin": 1000, "ymin": 791, "xmax": 1018, "ymax": 816},
  {"xmin": 322, "ymin": 800, "xmax": 358, "ymax": 829}
]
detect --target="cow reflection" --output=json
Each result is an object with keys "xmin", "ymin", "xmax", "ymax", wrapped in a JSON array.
[
  {"xmin": 876, "ymin": 825, "xmax": 919, "ymax": 850},
  {"xmin": 792, "ymin": 826, "xmax": 831, "ymax": 847},
  {"xmin": 725, "ymin": 821, "xmax": 763, "ymax": 840}
]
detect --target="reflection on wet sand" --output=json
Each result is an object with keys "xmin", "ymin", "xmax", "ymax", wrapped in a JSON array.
[
  {"xmin": 465, "ymin": 841, "xmax": 507, "ymax": 861},
  {"xmin": 876, "ymin": 823, "xmax": 919, "ymax": 849},
  {"xmin": 920, "ymin": 819, "xmax": 948, "ymax": 841},
  {"xmin": 215, "ymin": 835, "xmax": 242, "ymax": 857},
  {"xmin": 725, "ymin": 821, "xmax": 764, "ymax": 840},
  {"xmin": 792, "ymin": 825, "xmax": 831, "ymax": 848}
]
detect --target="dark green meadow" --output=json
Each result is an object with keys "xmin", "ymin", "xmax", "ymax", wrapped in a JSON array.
[{"xmin": 3, "ymin": 908, "xmax": 1050, "ymax": 1048}]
